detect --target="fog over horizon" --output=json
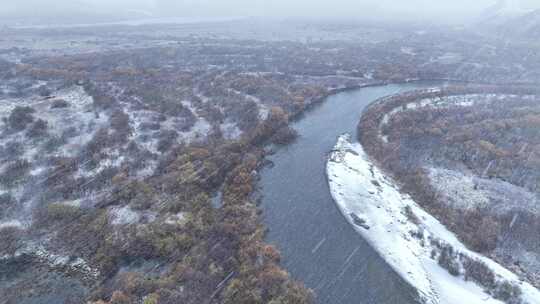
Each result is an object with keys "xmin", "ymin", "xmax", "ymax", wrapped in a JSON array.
[{"xmin": 2, "ymin": 0, "xmax": 540, "ymax": 24}]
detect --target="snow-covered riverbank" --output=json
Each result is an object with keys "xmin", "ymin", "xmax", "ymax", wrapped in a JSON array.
[{"xmin": 327, "ymin": 134, "xmax": 540, "ymax": 304}]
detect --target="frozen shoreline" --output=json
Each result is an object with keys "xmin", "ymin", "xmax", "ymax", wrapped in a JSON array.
[{"xmin": 326, "ymin": 134, "xmax": 540, "ymax": 304}]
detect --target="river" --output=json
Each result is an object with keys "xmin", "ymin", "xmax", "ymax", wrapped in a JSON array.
[{"xmin": 260, "ymin": 82, "xmax": 446, "ymax": 304}]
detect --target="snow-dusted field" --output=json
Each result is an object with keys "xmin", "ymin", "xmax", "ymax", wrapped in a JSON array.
[
  {"xmin": 327, "ymin": 134, "xmax": 540, "ymax": 304},
  {"xmin": 427, "ymin": 166, "xmax": 540, "ymax": 216}
]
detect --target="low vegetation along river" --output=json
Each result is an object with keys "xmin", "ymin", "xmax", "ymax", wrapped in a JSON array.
[{"xmin": 260, "ymin": 82, "xmax": 445, "ymax": 304}]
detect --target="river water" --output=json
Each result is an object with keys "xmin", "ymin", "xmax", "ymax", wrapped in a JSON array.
[{"xmin": 260, "ymin": 82, "xmax": 445, "ymax": 304}]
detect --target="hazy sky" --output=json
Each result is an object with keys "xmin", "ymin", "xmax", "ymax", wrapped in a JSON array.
[{"xmin": 2, "ymin": 0, "xmax": 540, "ymax": 22}]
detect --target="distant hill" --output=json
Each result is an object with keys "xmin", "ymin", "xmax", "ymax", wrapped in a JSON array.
[
  {"xmin": 497, "ymin": 8, "xmax": 540, "ymax": 39},
  {"xmin": 475, "ymin": 0, "xmax": 540, "ymax": 39},
  {"xmin": 477, "ymin": 0, "xmax": 530, "ymax": 26},
  {"xmin": 0, "ymin": 0, "xmax": 155, "ymax": 27}
]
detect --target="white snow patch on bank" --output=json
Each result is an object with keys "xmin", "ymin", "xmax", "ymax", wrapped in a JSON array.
[
  {"xmin": 428, "ymin": 166, "xmax": 540, "ymax": 215},
  {"xmin": 0, "ymin": 219, "xmax": 25, "ymax": 230},
  {"xmin": 327, "ymin": 134, "xmax": 540, "ymax": 304},
  {"xmin": 182, "ymin": 118, "xmax": 211, "ymax": 142},
  {"xmin": 109, "ymin": 206, "xmax": 141, "ymax": 225},
  {"xmin": 0, "ymin": 243, "xmax": 100, "ymax": 280},
  {"xmin": 220, "ymin": 120, "xmax": 242, "ymax": 140},
  {"xmin": 165, "ymin": 212, "xmax": 189, "ymax": 226}
]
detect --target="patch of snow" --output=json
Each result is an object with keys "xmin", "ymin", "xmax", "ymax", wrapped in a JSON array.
[
  {"xmin": 30, "ymin": 245, "xmax": 99, "ymax": 279},
  {"xmin": 109, "ymin": 206, "xmax": 141, "ymax": 225},
  {"xmin": 258, "ymin": 106, "xmax": 270, "ymax": 120},
  {"xmin": 181, "ymin": 118, "xmax": 211, "ymax": 142},
  {"xmin": 401, "ymin": 47, "xmax": 417, "ymax": 56},
  {"xmin": 135, "ymin": 160, "xmax": 157, "ymax": 178},
  {"xmin": 74, "ymin": 150, "xmax": 124, "ymax": 179},
  {"xmin": 0, "ymin": 219, "xmax": 24, "ymax": 230},
  {"xmin": 428, "ymin": 167, "xmax": 539, "ymax": 216},
  {"xmin": 0, "ymin": 241, "xmax": 99, "ymax": 280},
  {"xmin": 427, "ymin": 167, "xmax": 490, "ymax": 210},
  {"xmin": 211, "ymin": 190, "xmax": 223, "ymax": 209},
  {"xmin": 220, "ymin": 121, "xmax": 242, "ymax": 140},
  {"xmin": 422, "ymin": 258, "xmax": 502, "ymax": 304},
  {"xmin": 57, "ymin": 199, "xmax": 82, "ymax": 208},
  {"xmin": 436, "ymin": 53, "xmax": 463, "ymax": 65},
  {"xmin": 165, "ymin": 212, "xmax": 189, "ymax": 226},
  {"xmin": 29, "ymin": 166, "xmax": 47, "ymax": 176},
  {"xmin": 327, "ymin": 134, "xmax": 540, "ymax": 304}
]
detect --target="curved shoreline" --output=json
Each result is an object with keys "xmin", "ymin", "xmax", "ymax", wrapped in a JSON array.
[
  {"xmin": 289, "ymin": 79, "xmax": 540, "ymax": 123},
  {"xmin": 327, "ymin": 85, "xmax": 540, "ymax": 303},
  {"xmin": 259, "ymin": 82, "xmax": 444, "ymax": 304},
  {"xmin": 259, "ymin": 81, "xmax": 540, "ymax": 303},
  {"xmin": 327, "ymin": 134, "xmax": 540, "ymax": 304}
]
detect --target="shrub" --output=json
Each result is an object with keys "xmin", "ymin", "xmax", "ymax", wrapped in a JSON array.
[
  {"xmin": 111, "ymin": 110, "xmax": 131, "ymax": 132},
  {"xmin": 27, "ymin": 119, "xmax": 48, "ymax": 138},
  {"xmin": 262, "ymin": 245, "xmax": 281, "ymax": 264},
  {"xmin": 129, "ymin": 183, "xmax": 155, "ymax": 211},
  {"xmin": 462, "ymin": 210, "xmax": 501, "ymax": 253},
  {"xmin": 0, "ymin": 193, "xmax": 15, "ymax": 207},
  {"xmin": 51, "ymin": 99, "xmax": 70, "ymax": 109},
  {"xmin": 404, "ymin": 205, "xmax": 421, "ymax": 225},
  {"xmin": 257, "ymin": 265, "xmax": 289, "ymax": 299},
  {"xmin": 110, "ymin": 109, "xmax": 132, "ymax": 143},
  {"xmin": 101, "ymin": 272, "xmax": 158, "ymax": 300},
  {"xmin": 270, "ymin": 126, "xmax": 298, "ymax": 145},
  {"xmin": 45, "ymin": 203, "xmax": 83, "ymax": 222},
  {"xmin": 276, "ymin": 282, "xmax": 314, "ymax": 304},
  {"xmin": 0, "ymin": 226, "xmax": 23, "ymax": 255},
  {"xmin": 462, "ymin": 258, "xmax": 495, "ymax": 289},
  {"xmin": 61, "ymin": 126, "xmax": 79, "ymax": 139},
  {"xmin": 139, "ymin": 122, "xmax": 160, "ymax": 131},
  {"xmin": 222, "ymin": 279, "xmax": 262, "ymax": 304},
  {"xmin": 5, "ymin": 106, "xmax": 35, "ymax": 131},
  {"xmin": 494, "ymin": 281, "xmax": 522, "ymax": 304},
  {"xmin": 43, "ymin": 136, "xmax": 65, "ymax": 153},
  {"xmin": 83, "ymin": 166, "xmax": 118, "ymax": 191},
  {"xmin": 0, "ymin": 193, "xmax": 15, "ymax": 216},
  {"xmin": 437, "ymin": 245, "xmax": 461, "ymax": 276},
  {"xmin": 1, "ymin": 141, "xmax": 24, "ymax": 160},
  {"xmin": 37, "ymin": 85, "xmax": 52, "ymax": 97},
  {"xmin": 84, "ymin": 83, "xmax": 115, "ymax": 109},
  {"xmin": 110, "ymin": 291, "xmax": 132, "ymax": 304},
  {"xmin": 83, "ymin": 128, "xmax": 110, "ymax": 161},
  {"xmin": 143, "ymin": 294, "xmax": 159, "ymax": 304},
  {"xmin": 157, "ymin": 130, "xmax": 178, "ymax": 153},
  {"xmin": 0, "ymin": 159, "xmax": 31, "ymax": 188}
]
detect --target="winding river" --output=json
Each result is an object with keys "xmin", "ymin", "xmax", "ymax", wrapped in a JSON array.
[{"xmin": 260, "ymin": 82, "xmax": 446, "ymax": 304}]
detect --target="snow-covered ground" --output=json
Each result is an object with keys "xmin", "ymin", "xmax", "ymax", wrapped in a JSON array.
[
  {"xmin": 0, "ymin": 85, "xmax": 109, "ymax": 161},
  {"xmin": 327, "ymin": 134, "xmax": 540, "ymax": 304},
  {"xmin": 0, "ymin": 85, "xmax": 109, "ymax": 226},
  {"xmin": 108, "ymin": 205, "xmax": 157, "ymax": 226},
  {"xmin": 0, "ymin": 242, "xmax": 99, "ymax": 281},
  {"xmin": 428, "ymin": 166, "xmax": 540, "ymax": 216}
]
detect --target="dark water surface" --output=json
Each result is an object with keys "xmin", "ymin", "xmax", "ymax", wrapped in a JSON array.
[{"xmin": 260, "ymin": 82, "xmax": 445, "ymax": 304}]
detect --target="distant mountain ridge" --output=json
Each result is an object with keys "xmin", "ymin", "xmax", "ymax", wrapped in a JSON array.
[
  {"xmin": 478, "ymin": 0, "xmax": 529, "ymax": 25},
  {"xmin": 498, "ymin": 8, "xmax": 540, "ymax": 38},
  {"xmin": 476, "ymin": 0, "xmax": 540, "ymax": 39}
]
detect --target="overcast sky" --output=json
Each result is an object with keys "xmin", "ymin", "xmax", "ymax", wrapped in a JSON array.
[{"xmin": 2, "ymin": 0, "xmax": 539, "ymax": 23}]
